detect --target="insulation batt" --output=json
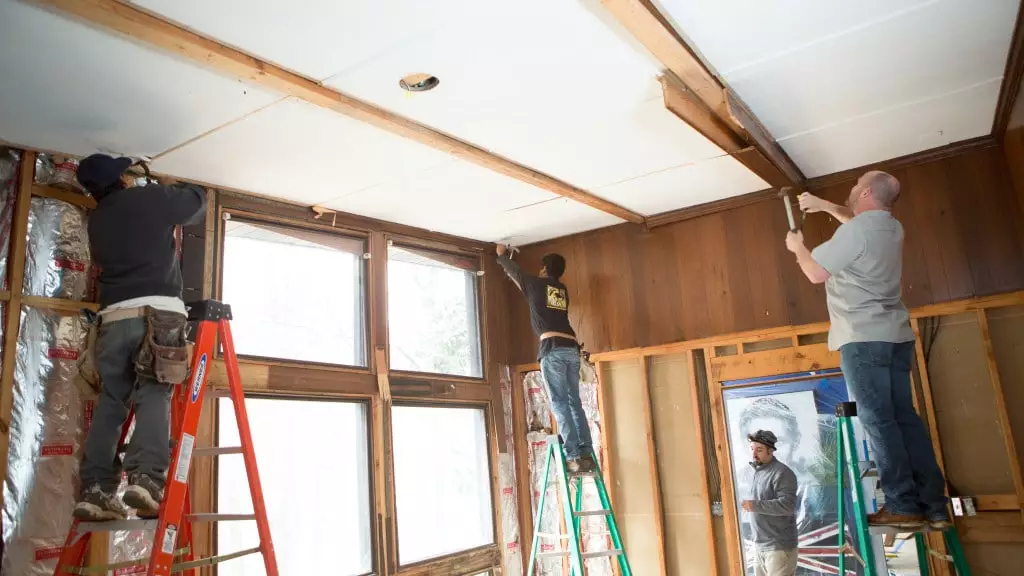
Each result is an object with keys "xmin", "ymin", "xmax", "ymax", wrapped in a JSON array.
[
  {"xmin": 0, "ymin": 148, "xmax": 20, "ymax": 283},
  {"xmin": 2, "ymin": 308, "xmax": 89, "ymax": 576},
  {"xmin": 24, "ymin": 198, "xmax": 92, "ymax": 301},
  {"xmin": 499, "ymin": 367, "xmax": 524, "ymax": 576},
  {"xmin": 523, "ymin": 360, "xmax": 612, "ymax": 576}
]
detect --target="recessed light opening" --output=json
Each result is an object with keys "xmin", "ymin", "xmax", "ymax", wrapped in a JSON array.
[{"xmin": 399, "ymin": 73, "xmax": 440, "ymax": 92}]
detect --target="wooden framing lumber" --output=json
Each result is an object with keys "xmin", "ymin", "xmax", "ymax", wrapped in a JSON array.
[
  {"xmin": 600, "ymin": 0, "xmax": 804, "ymax": 187},
  {"xmin": 638, "ymin": 356, "xmax": 668, "ymax": 576},
  {"xmin": 687, "ymin": 351, "xmax": 719, "ymax": 576},
  {"xmin": 976, "ymin": 309, "xmax": 1024, "ymax": 522},
  {"xmin": 30, "ymin": 0, "xmax": 644, "ymax": 224},
  {"xmin": 510, "ymin": 369, "xmax": 534, "ymax": 568},
  {"xmin": 0, "ymin": 151, "xmax": 36, "ymax": 430},
  {"xmin": 32, "ymin": 183, "xmax": 97, "ymax": 209},
  {"xmin": 704, "ymin": 349, "xmax": 742, "ymax": 576},
  {"xmin": 910, "ymin": 319, "xmax": 948, "ymax": 475}
]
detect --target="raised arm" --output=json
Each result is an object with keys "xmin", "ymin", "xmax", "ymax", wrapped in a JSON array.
[
  {"xmin": 495, "ymin": 245, "xmax": 526, "ymax": 293},
  {"xmin": 799, "ymin": 192, "xmax": 853, "ymax": 224},
  {"xmin": 754, "ymin": 468, "xmax": 798, "ymax": 516},
  {"xmin": 150, "ymin": 181, "xmax": 207, "ymax": 226}
]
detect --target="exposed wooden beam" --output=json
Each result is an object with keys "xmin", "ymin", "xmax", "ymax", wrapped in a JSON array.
[
  {"xmin": 29, "ymin": 0, "xmax": 645, "ymax": 224},
  {"xmin": 601, "ymin": 0, "xmax": 805, "ymax": 186}
]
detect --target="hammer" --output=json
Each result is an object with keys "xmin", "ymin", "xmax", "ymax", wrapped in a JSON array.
[{"xmin": 778, "ymin": 186, "xmax": 806, "ymax": 232}]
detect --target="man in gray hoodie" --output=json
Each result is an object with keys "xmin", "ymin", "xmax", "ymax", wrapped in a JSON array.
[{"xmin": 741, "ymin": 430, "xmax": 799, "ymax": 576}]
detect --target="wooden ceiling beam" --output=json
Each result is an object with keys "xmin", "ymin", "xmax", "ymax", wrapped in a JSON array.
[
  {"xmin": 28, "ymin": 0, "xmax": 646, "ymax": 225},
  {"xmin": 601, "ymin": 0, "xmax": 805, "ymax": 187}
]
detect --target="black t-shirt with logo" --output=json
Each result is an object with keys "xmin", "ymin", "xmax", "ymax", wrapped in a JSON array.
[{"xmin": 497, "ymin": 255, "xmax": 579, "ymax": 360}]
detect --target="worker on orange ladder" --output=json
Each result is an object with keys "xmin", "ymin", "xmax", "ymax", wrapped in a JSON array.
[
  {"xmin": 496, "ymin": 244, "xmax": 596, "ymax": 474},
  {"xmin": 72, "ymin": 154, "xmax": 206, "ymax": 521}
]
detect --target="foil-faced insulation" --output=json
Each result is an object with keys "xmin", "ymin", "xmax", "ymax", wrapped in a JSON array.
[
  {"xmin": 523, "ymin": 359, "xmax": 612, "ymax": 576},
  {"xmin": 0, "ymin": 148, "xmax": 20, "ymax": 284},
  {"xmin": 24, "ymin": 198, "xmax": 92, "ymax": 301},
  {"xmin": 34, "ymin": 153, "xmax": 84, "ymax": 193},
  {"xmin": 498, "ymin": 368, "xmax": 523, "ymax": 576},
  {"xmin": 2, "ymin": 307, "xmax": 89, "ymax": 576}
]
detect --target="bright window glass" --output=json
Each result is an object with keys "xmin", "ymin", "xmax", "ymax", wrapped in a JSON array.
[
  {"xmin": 387, "ymin": 244, "xmax": 482, "ymax": 377},
  {"xmin": 222, "ymin": 219, "xmax": 366, "ymax": 365},
  {"xmin": 392, "ymin": 405, "xmax": 494, "ymax": 564},
  {"xmin": 217, "ymin": 397, "xmax": 372, "ymax": 575}
]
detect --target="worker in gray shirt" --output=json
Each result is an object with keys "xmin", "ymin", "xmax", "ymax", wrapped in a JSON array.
[
  {"xmin": 742, "ymin": 430, "xmax": 798, "ymax": 576},
  {"xmin": 785, "ymin": 171, "xmax": 949, "ymax": 531}
]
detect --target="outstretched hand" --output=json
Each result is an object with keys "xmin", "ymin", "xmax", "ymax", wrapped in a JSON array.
[
  {"xmin": 496, "ymin": 243, "xmax": 507, "ymax": 256},
  {"xmin": 797, "ymin": 192, "xmax": 829, "ymax": 214},
  {"xmin": 785, "ymin": 230, "xmax": 805, "ymax": 254}
]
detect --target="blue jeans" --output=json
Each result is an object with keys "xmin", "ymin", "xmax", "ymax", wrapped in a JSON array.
[
  {"xmin": 80, "ymin": 318, "xmax": 174, "ymax": 493},
  {"xmin": 839, "ymin": 341, "xmax": 947, "ymax": 518},
  {"xmin": 539, "ymin": 346, "xmax": 593, "ymax": 460}
]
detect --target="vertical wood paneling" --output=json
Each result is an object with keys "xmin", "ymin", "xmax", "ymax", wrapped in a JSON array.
[{"xmin": 509, "ymin": 145, "xmax": 1024, "ymax": 363}]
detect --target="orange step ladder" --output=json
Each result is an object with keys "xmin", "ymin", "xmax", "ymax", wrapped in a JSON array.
[{"xmin": 54, "ymin": 300, "xmax": 279, "ymax": 576}]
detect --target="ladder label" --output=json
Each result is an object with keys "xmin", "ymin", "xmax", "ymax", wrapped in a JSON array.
[
  {"xmin": 161, "ymin": 525, "xmax": 177, "ymax": 555},
  {"xmin": 190, "ymin": 353, "xmax": 208, "ymax": 403},
  {"xmin": 174, "ymin": 433, "xmax": 195, "ymax": 484}
]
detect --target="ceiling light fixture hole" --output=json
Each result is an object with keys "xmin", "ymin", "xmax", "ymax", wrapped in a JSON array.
[{"xmin": 399, "ymin": 73, "xmax": 440, "ymax": 92}]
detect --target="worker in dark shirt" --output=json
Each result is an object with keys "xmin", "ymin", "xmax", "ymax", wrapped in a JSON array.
[
  {"xmin": 496, "ymin": 245, "xmax": 595, "ymax": 473},
  {"xmin": 73, "ymin": 154, "xmax": 206, "ymax": 521}
]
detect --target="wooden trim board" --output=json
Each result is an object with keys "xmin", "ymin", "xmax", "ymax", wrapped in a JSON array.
[
  {"xmin": 688, "ymin": 351, "xmax": 719, "ymax": 576},
  {"xmin": 993, "ymin": 0, "xmax": 1024, "ymax": 135},
  {"xmin": 638, "ymin": 356, "xmax": 668, "ymax": 576},
  {"xmin": 705, "ymin": 348, "xmax": 742, "ymax": 575},
  {"xmin": 30, "ymin": 0, "xmax": 644, "ymax": 224}
]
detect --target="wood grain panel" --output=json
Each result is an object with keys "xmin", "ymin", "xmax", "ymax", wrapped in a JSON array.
[
  {"xmin": 648, "ymin": 354, "xmax": 716, "ymax": 576},
  {"xmin": 508, "ymin": 145, "xmax": 1024, "ymax": 364}
]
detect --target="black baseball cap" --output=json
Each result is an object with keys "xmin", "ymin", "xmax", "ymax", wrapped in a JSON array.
[
  {"xmin": 76, "ymin": 154, "xmax": 133, "ymax": 192},
  {"xmin": 748, "ymin": 429, "xmax": 778, "ymax": 450}
]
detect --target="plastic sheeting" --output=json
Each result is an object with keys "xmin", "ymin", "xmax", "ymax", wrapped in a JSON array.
[
  {"xmin": 523, "ymin": 359, "xmax": 612, "ymax": 576},
  {"xmin": 2, "ymin": 307, "xmax": 89, "ymax": 576},
  {"xmin": 498, "ymin": 367, "xmax": 523, "ymax": 576},
  {"xmin": 24, "ymin": 198, "xmax": 92, "ymax": 301}
]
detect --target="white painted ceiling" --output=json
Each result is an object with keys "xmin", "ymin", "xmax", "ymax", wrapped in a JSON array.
[
  {"xmin": 659, "ymin": 0, "xmax": 1021, "ymax": 177},
  {"xmin": 0, "ymin": 0, "xmax": 1019, "ymax": 243}
]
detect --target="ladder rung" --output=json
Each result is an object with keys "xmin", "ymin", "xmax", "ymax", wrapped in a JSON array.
[
  {"xmin": 186, "ymin": 513, "xmax": 256, "ymax": 522},
  {"xmin": 76, "ymin": 519, "xmax": 156, "ymax": 533},
  {"xmin": 584, "ymin": 550, "xmax": 624, "ymax": 559},
  {"xmin": 193, "ymin": 446, "xmax": 243, "ymax": 456},
  {"xmin": 573, "ymin": 509, "xmax": 611, "ymax": 517},
  {"xmin": 537, "ymin": 549, "xmax": 623, "ymax": 560}
]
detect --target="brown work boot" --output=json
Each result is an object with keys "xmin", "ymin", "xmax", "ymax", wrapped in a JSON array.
[
  {"xmin": 867, "ymin": 507, "xmax": 926, "ymax": 530},
  {"xmin": 578, "ymin": 454, "xmax": 597, "ymax": 474},
  {"xmin": 927, "ymin": 515, "xmax": 953, "ymax": 531}
]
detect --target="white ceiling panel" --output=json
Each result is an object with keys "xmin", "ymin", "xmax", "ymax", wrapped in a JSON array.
[
  {"xmin": 130, "ymin": 0, "xmax": 473, "ymax": 81},
  {"xmin": 320, "ymin": 0, "xmax": 728, "ymax": 192},
  {"xmin": 0, "ymin": 0, "xmax": 278, "ymax": 158},
  {"xmin": 152, "ymin": 98, "xmax": 457, "ymax": 206},
  {"xmin": 460, "ymin": 198, "xmax": 624, "ymax": 246},
  {"xmin": 660, "ymin": 0, "xmax": 1019, "ymax": 175},
  {"xmin": 779, "ymin": 78, "xmax": 1001, "ymax": 178},
  {"xmin": 595, "ymin": 155, "xmax": 769, "ymax": 215}
]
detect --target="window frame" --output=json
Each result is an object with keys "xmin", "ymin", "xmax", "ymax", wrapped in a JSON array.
[
  {"xmin": 216, "ymin": 209, "xmax": 372, "ymax": 371},
  {"xmin": 384, "ymin": 236, "xmax": 487, "ymax": 382},
  {"xmin": 213, "ymin": 392, "xmax": 378, "ymax": 576},
  {"xmin": 388, "ymin": 400, "xmax": 499, "ymax": 569}
]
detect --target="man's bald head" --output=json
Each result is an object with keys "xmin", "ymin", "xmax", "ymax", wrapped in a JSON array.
[{"xmin": 848, "ymin": 170, "xmax": 900, "ymax": 213}]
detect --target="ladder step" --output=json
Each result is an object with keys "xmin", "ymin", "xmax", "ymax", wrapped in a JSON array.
[
  {"xmin": 537, "ymin": 549, "xmax": 624, "ymax": 559},
  {"xmin": 193, "ymin": 446, "xmax": 243, "ymax": 456},
  {"xmin": 573, "ymin": 509, "xmax": 611, "ymax": 517},
  {"xmin": 186, "ymin": 513, "xmax": 257, "ymax": 522}
]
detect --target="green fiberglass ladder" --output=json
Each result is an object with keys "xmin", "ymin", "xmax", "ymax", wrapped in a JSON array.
[
  {"xmin": 834, "ymin": 401, "xmax": 970, "ymax": 576},
  {"xmin": 527, "ymin": 436, "xmax": 632, "ymax": 576}
]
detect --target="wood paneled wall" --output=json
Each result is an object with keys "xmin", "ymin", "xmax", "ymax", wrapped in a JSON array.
[
  {"xmin": 1005, "ymin": 72, "xmax": 1024, "ymax": 218},
  {"xmin": 506, "ymin": 142, "xmax": 1024, "ymax": 364}
]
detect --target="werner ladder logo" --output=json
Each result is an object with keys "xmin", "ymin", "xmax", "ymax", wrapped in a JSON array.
[{"xmin": 190, "ymin": 354, "xmax": 207, "ymax": 402}]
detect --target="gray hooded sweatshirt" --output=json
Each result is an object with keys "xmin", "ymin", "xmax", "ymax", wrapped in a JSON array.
[{"xmin": 748, "ymin": 458, "xmax": 799, "ymax": 551}]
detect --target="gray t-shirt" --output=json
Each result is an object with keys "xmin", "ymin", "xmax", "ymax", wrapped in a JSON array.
[{"xmin": 810, "ymin": 210, "xmax": 915, "ymax": 350}]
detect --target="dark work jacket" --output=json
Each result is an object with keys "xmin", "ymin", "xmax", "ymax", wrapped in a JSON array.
[
  {"xmin": 496, "ymin": 254, "xmax": 578, "ymax": 360},
  {"xmin": 88, "ymin": 183, "xmax": 206, "ymax": 308}
]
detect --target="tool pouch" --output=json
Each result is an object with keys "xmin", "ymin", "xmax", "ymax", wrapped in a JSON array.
[
  {"xmin": 135, "ymin": 307, "xmax": 189, "ymax": 385},
  {"xmin": 75, "ymin": 310, "xmax": 101, "ymax": 396}
]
